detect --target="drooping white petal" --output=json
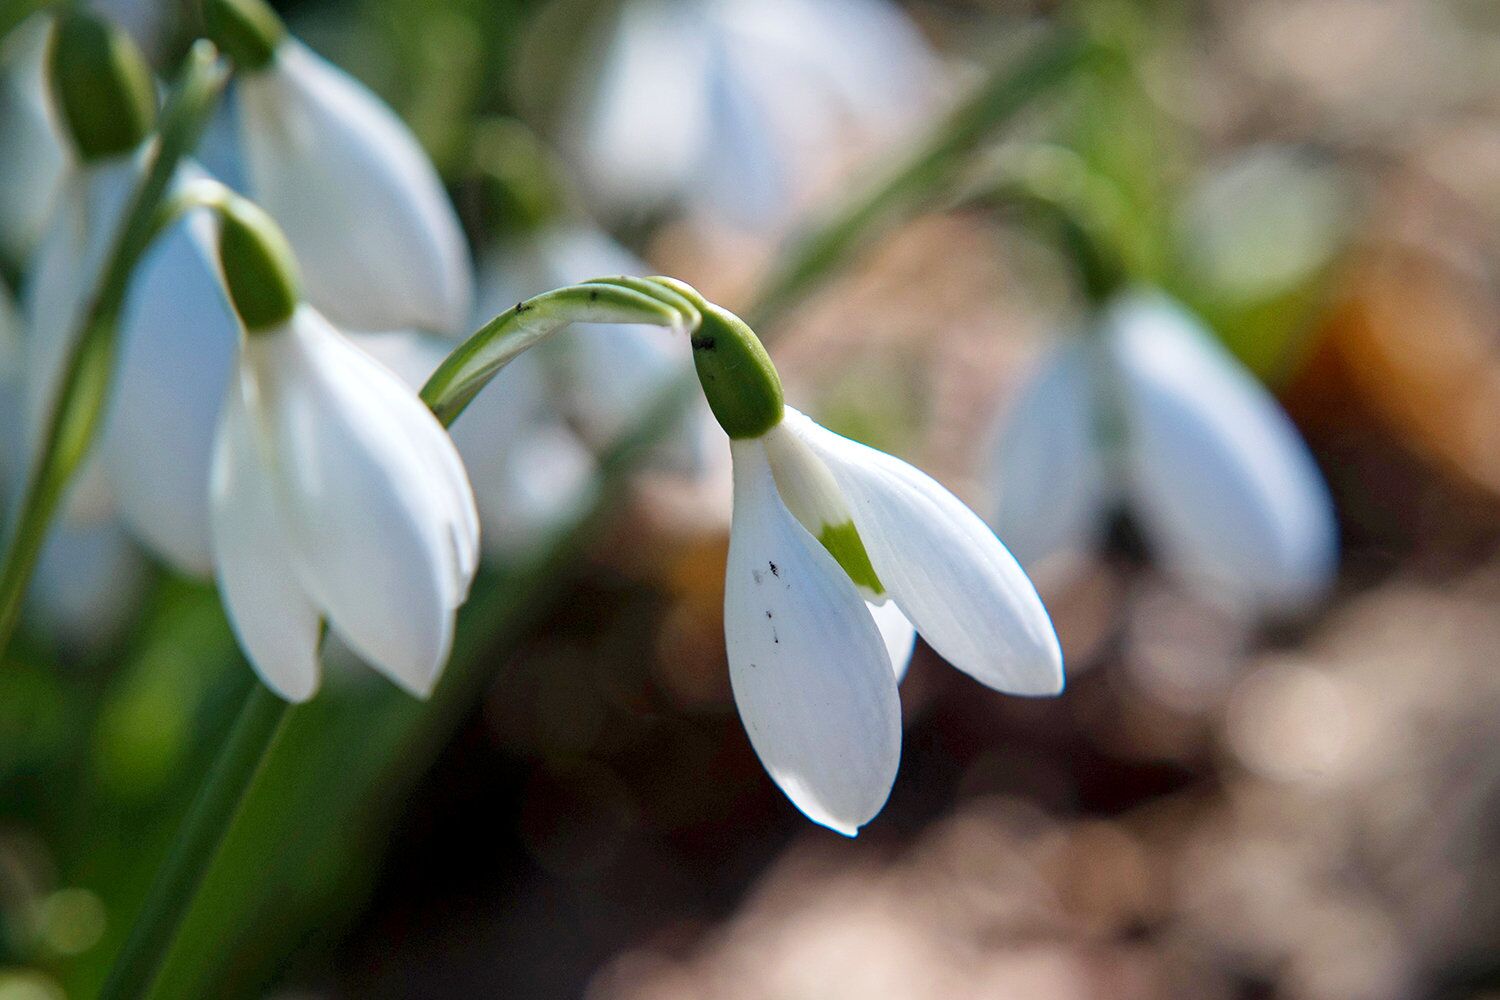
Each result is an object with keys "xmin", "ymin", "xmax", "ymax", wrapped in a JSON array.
[
  {"xmin": 1107, "ymin": 292, "xmax": 1338, "ymax": 614},
  {"xmin": 22, "ymin": 154, "xmax": 143, "ymax": 524},
  {"xmin": 570, "ymin": 0, "xmax": 711, "ymax": 215},
  {"xmin": 782, "ymin": 408, "xmax": 1064, "ymax": 697},
  {"xmin": 986, "ymin": 338, "xmax": 1115, "ymax": 574},
  {"xmin": 0, "ymin": 14, "xmax": 65, "ymax": 264},
  {"xmin": 724, "ymin": 439, "xmax": 901, "ymax": 836},
  {"xmin": 103, "ymin": 193, "xmax": 238, "ymax": 576},
  {"xmin": 250, "ymin": 308, "xmax": 479, "ymax": 696},
  {"xmin": 210, "ymin": 368, "xmax": 323, "ymax": 702},
  {"xmin": 236, "ymin": 40, "xmax": 472, "ymax": 334},
  {"xmin": 868, "ymin": 598, "xmax": 917, "ymax": 683},
  {"xmin": 352, "ymin": 329, "xmax": 598, "ymax": 561}
]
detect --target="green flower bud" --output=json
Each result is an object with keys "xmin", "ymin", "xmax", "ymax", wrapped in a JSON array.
[
  {"xmin": 48, "ymin": 12, "xmax": 156, "ymax": 163},
  {"xmin": 689, "ymin": 300, "xmax": 784, "ymax": 440},
  {"xmin": 203, "ymin": 0, "xmax": 285, "ymax": 71},
  {"xmin": 217, "ymin": 196, "xmax": 300, "ymax": 332}
]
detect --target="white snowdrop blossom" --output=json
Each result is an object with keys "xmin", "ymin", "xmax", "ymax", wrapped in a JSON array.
[
  {"xmin": 21, "ymin": 149, "xmax": 243, "ymax": 575},
  {"xmin": 666, "ymin": 292, "xmax": 1062, "ymax": 834},
  {"xmin": 725, "ymin": 408, "xmax": 1063, "ymax": 834},
  {"xmin": 210, "ymin": 304, "xmax": 480, "ymax": 702},
  {"xmin": 988, "ymin": 290, "xmax": 1338, "ymax": 615},
  {"xmin": 219, "ymin": 9, "xmax": 471, "ymax": 333},
  {"xmin": 567, "ymin": 0, "xmax": 938, "ymax": 230}
]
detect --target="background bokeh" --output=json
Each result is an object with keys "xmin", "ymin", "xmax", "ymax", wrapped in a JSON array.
[{"xmin": 4, "ymin": 0, "xmax": 1500, "ymax": 997}]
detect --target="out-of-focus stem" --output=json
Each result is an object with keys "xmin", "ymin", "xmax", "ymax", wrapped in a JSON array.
[{"xmin": 98, "ymin": 681, "xmax": 289, "ymax": 1000}]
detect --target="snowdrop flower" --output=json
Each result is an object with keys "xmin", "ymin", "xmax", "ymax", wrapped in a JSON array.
[
  {"xmin": 204, "ymin": 0, "xmax": 471, "ymax": 333},
  {"xmin": 477, "ymin": 223, "xmax": 722, "ymax": 474},
  {"xmin": 208, "ymin": 197, "xmax": 479, "ymax": 702},
  {"xmin": 988, "ymin": 290, "xmax": 1338, "ymax": 615},
  {"xmin": 565, "ymin": 0, "xmax": 938, "ymax": 231},
  {"xmin": 22, "ymin": 10, "xmax": 157, "ymax": 524},
  {"xmin": 686, "ymin": 290, "xmax": 1061, "ymax": 834},
  {"xmin": 25, "ymin": 13, "xmax": 242, "ymax": 579},
  {"xmin": 352, "ymin": 329, "xmax": 597, "ymax": 561}
]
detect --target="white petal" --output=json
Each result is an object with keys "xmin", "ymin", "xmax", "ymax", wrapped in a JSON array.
[
  {"xmin": 104, "ymin": 196, "xmax": 238, "ymax": 576},
  {"xmin": 251, "ymin": 308, "xmax": 479, "ymax": 696},
  {"xmin": 985, "ymin": 338, "xmax": 1114, "ymax": 572},
  {"xmin": 724, "ymin": 439, "xmax": 901, "ymax": 836},
  {"xmin": 209, "ymin": 370, "xmax": 323, "ymax": 702},
  {"xmin": 1108, "ymin": 292, "xmax": 1338, "ymax": 614},
  {"xmin": 783, "ymin": 408, "xmax": 1064, "ymax": 696},
  {"xmin": 237, "ymin": 40, "xmax": 472, "ymax": 334},
  {"xmin": 868, "ymin": 598, "xmax": 917, "ymax": 683}
]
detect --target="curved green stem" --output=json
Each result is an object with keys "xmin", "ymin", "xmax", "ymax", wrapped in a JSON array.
[
  {"xmin": 0, "ymin": 40, "xmax": 228, "ymax": 662},
  {"xmin": 97, "ymin": 681, "xmax": 289, "ymax": 1000},
  {"xmin": 421, "ymin": 276, "xmax": 697, "ymax": 426}
]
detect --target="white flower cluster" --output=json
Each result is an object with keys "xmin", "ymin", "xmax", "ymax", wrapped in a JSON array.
[{"xmin": 0, "ymin": 0, "xmax": 1340, "ymax": 838}]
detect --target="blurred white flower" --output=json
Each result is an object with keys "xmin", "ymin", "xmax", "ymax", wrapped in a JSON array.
[
  {"xmin": 21, "ymin": 148, "xmax": 144, "ymax": 525},
  {"xmin": 566, "ymin": 0, "xmax": 938, "ymax": 231},
  {"xmin": 725, "ymin": 406, "xmax": 1062, "ymax": 835},
  {"xmin": 210, "ymin": 305, "xmax": 480, "ymax": 702},
  {"xmin": 988, "ymin": 290, "xmax": 1338, "ymax": 615},
  {"xmin": 476, "ymin": 223, "xmax": 723, "ymax": 475},
  {"xmin": 352, "ymin": 329, "xmax": 598, "ymax": 562},
  {"xmin": 0, "ymin": 14, "xmax": 65, "ymax": 266},
  {"xmin": 20, "ymin": 149, "xmax": 243, "ymax": 577},
  {"xmin": 229, "ymin": 37, "xmax": 472, "ymax": 333}
]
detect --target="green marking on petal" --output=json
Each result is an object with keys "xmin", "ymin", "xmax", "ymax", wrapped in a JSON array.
[{"xmin": 819, "ymin": 521, "xmax": 884, "ymax": 597}]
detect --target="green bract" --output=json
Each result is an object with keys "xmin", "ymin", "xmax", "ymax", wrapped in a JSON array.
[
  {"xmin": 204, "ymin": 0, "xmax": 285, "ymax": 71},
  {"xmin": 49, "ymin": 12, "xmax": 156, "ymax": 162},
  {"xmin": 218, "ymin": 197, "xmax": 301, "ymax": 331}
]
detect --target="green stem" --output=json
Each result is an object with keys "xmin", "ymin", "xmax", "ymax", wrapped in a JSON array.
[
  {"xmin": 97, "ymin": 680, "xmax": 290, "ymax": 1000},
  {"xmin": 421, "ymin": 276, "xmax": 698, "ymax": 426},
  {"xmin": 0, "ymin": 40, "xmax": 228, "ymax": 662},
  {"xmin": 748, "ymin": 28, "xmax": 1092, "ymax": 329}
]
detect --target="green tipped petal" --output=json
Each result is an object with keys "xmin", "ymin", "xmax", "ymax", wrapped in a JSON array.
[
  {"xmin": 819, "ymin": 521, "xmax": 885, "ymax": 596},
  {"xmin": 218, "ymin": 196, "xmax": 300, "ymax": 331},
  {"xmin": 49, "ymin": 12, "xmax": 156, "ymax": 162},
  {"xmin": 203, "ymin": 0, "xmax": 285, "ymax": 71}
]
